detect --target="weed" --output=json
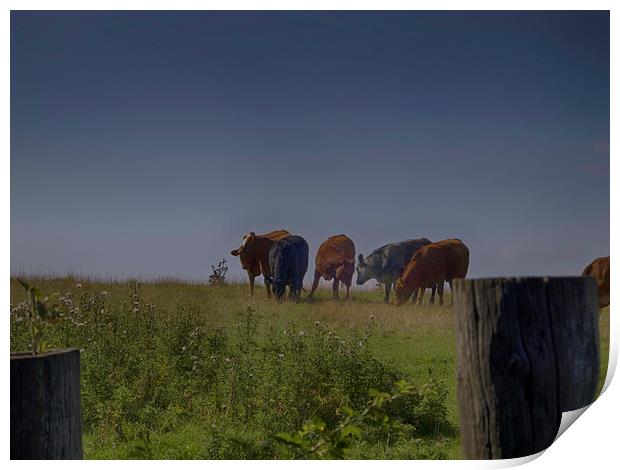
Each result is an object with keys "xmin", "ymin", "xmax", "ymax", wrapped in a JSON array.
[{"xmin": 209, "ymin": 259, "xmax": 228, "ymax": 285}]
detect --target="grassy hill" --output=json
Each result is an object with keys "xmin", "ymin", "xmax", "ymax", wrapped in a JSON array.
[{"xmin": 10, "ymin": 277, "xmax": 610, "ymax": 459}]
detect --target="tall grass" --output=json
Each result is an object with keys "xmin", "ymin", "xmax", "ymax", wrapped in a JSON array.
[
  {"xmin": 10, "ymin": 277, "xmax": 610, "ymax": 459},
  {"xmin": 10, "ymin": 278, "xmax": 461, "ymax": 459}
]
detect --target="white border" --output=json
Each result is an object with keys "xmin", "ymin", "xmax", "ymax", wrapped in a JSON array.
[{"xmin": 3, "ymin": 2, "xmax": 616, "ymax": 468}]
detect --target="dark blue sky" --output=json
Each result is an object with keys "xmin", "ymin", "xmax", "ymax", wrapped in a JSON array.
[{"xmin": 11, "ymin": 11, "xmax": 609, "ymax": 282}]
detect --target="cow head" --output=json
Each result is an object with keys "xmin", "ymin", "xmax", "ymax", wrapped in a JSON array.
[
  {"xmin": 356, "ymin": 254, "xmax": 376, "ymax": 285},
  {"xmin": 394, "ymin": 277, "xmax": 408, "ymax": 305},
  {"xmin": 231, "ymin": 232, "xmax": 256, "ymax": 257},
  {"xmin": 336, "ymin": 258, "xmax": 355, "ymax": 282}
]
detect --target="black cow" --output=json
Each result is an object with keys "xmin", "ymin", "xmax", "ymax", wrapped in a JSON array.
[
  {"xmin": 356, "ymin": 238, "xmax": 432, "ymax": 303},
  {"xmin": 268, "ymin": 235, "xmax": 309, "ymax": 301}
]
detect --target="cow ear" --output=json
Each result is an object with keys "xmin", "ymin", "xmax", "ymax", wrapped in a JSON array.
[
  {"xmin": 358, "ymin": 254, "xmax": 364, "ymax": 263},
  {"xmin": 250, "ymin": 232, "xmax": 255, "ymax": 237},
  {"xmin": 231, "ymin": 249, "xmax": 239, "ymax": 256}
]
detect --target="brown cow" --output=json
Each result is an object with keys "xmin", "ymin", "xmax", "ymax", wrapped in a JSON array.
[
  {"xmin": 582, "ymin": 256, "xmax": 610, "ymax": 308},
  {"xmin": 394, "ymin": 238, "xmax": 469, "ymax": 306},
  {"xmin": 230, "ymin": 229, "xmax": 290, "ymax": 297},
  {"xmin": 394, "ymin": 244, "xmax": 448, "ymax": 306},
  {"xmin": 308, "ymin": 234, "xmax": 356, "ymax": 301}
]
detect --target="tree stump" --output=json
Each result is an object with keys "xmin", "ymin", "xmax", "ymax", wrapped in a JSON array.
[
  {"xmin": 11, "ymin": 348, "xmax": 82, "ymax": 459},
  {"xmin": 453, "ymin": 277, "xmax": 599, "ymax": 459}
]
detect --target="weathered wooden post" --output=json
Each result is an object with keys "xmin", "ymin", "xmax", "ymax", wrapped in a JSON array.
[
  {"xmin": 453, "ymin": 277, "xmax": 599, "ymax": 459},
  {"xmin": 11, "ymin": 348, "xmax": 82, "ymax": 459}
]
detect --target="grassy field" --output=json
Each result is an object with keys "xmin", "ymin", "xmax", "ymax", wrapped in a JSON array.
[{"xmin": 10, "ymin": 277, "xmax": 610, "ymax": 460}]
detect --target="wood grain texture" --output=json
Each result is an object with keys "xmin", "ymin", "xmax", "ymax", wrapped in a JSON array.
[
  {"xmin": 453, "ymin": 277, "xmax": 599, "ymax": 459},
  {"xmin": 11, "ymin": 348, "xmax": 82, "ymax": 459},
  {"xmin": 545, "ymin": 277, "xmax": 600, "ymax": 411}
]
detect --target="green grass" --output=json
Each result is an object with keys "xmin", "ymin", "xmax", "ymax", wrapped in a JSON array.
[{"xmin": 10, "ymin": 277, "xmax": 610, "ymax": 460}]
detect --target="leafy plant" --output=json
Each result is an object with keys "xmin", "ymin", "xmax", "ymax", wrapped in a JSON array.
[
  {"xmin": 14, "ymin": 279, "xmax": 63, "ymax": 354},
  {"xmin": 209, "ymin": 258, "xmax": 228, "ymax": 285},
  {"xmin": 275, "ymin": 380, "xmax": 417, "ymax": 459}
]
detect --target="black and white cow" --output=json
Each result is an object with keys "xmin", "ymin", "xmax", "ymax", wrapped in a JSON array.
[
  {"xmin": 356, "ymin": 238, "xmax": 432, "ymax": 303},
  {"xmin": 268, "ymin": 235, "xmax": 309, "ymax": 301}
]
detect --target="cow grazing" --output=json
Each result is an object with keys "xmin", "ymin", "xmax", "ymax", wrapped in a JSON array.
[
  {"xmin": 582, "ymin": 256, "xmax": 610, "ymax": 308},
  {"xmin": 308, "ymin": 234, "xmax": 356, "ymax": 301},
  {"xmin": 356, "ymin": 238, "xmax": 432, "ymax": 303},
  {"xmin": 230, "ymin": 229, "xmax": 290, "ymax": 297},
  {"xmin": 394, "ymin": 244, "xmax": 449, "ymax": 305},
  {"xmin": 394, "ymin": 238, "xmax": 469, "ymax": 306},
  {"xmin": 268, "ymin": 235, "xmax": 309, "ymax": 301}
]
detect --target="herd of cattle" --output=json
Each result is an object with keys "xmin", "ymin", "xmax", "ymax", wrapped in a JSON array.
[{"xmin": 230, "ymin": 230, "xmax": 610, "ymax": 308}]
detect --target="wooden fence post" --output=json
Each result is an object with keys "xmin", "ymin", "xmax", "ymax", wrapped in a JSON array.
[
  {"xmin": 452, "ymin": 277, "xmax": 599, "ymax": 459},
  {"xmin": 11, "ymin": 348, "xmax": 83, "ymax": 459}
]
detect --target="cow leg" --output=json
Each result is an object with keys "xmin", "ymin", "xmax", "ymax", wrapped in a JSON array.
[
  {"xmin": 332, "ymin": 279, "xmax": 340, "ymax": 301},
  {"xmin": 412, "ymin": 288, "xmax": 420, "ymax": 305},
  {"xmin": 448, "ymin": 280, "xmax": 454, "ymax": 305},
  {"xmin": 344, "ymin": 281, "xmax": 351, "ymax": 301},
  {"xmin": 297, "ymin": 283, "xmax": 303, "ymax": 302},
  {"xmin": 248, "ymin": 273, "xmax": 255, "ymax": 297},
  {"xmin": 419, "ymin": 288, "xmax": 426, "ymax": 304},
  {"xmin": 259, "ymin": 260, "xmax": 272, "ymax": 298},
  {"xmin": 288, "ymin": 285, "xmax": 294, "ymax": 301},
  {"xmin": 265, "ymin": 277, "xmax": 272, "ymax": 298},
  {"xmin": 293, "ymin": 280, "xmax": 303, "ymax": 302},
  {"xmin": 383, "ymin": 277, "xmax": 392, "ymax": 303},
  {"xmin": 307, "ymin": 270, "xmax": 321, "ymax": 301},
  {"xmin": 437, "ymin": 282, "xmax": 444, "ymax": 306},
  {"xmin": 419, "ymin": 288, "xmax": 426, "ymax": 306},
  {"xmin": 429, "ymin": 284, "xmax": 436, "ymax": 305}
]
